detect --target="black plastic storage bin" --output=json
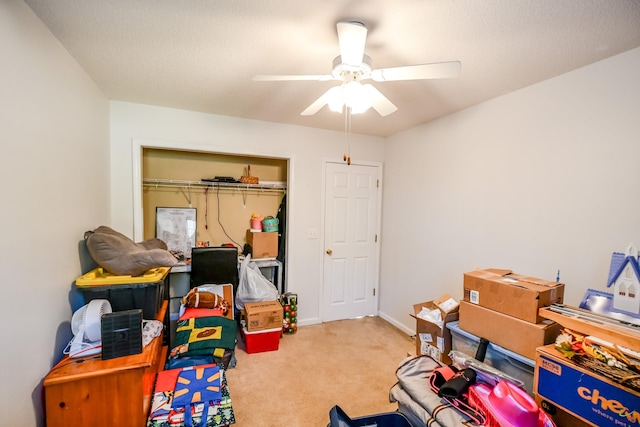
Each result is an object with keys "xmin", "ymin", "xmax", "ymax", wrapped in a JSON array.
[
  {"xmin": 328, "ymin": 405, "xmax": 412, "ymax": 427},
  {"xmin": 75, "ymin": 267, "xmax": 169, "ymax": 319}
]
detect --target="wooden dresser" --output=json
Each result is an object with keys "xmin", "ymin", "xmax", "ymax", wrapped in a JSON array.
[{"xmin": 44, "ymin": 301, "xmax": 167, "ymax": 427}]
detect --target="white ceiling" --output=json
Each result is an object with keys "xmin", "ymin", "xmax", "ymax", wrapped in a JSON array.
[{"xmin": 24, "ymin": 0, "xmax": 640, "ymax": 137}]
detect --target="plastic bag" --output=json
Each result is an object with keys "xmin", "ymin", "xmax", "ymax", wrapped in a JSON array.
[{"xmin": 235, "ymin": 254, "xmax": 279, "ymax": 310}]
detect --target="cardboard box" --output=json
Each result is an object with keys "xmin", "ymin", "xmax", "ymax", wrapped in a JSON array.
[
  {"xmin": 459, "ymin": 300, "xmax": 561, "ymax": 360},
  {"xmin": 535, "ymin": 344, "xmax": 640, "ymax": 427},
  {"xmin": 246, "ymin": 230, "xmax": 278, "ymax": 259},
  {"xmin": 534, "ymin": 395, "xmax": 592, "ymax": 427},
  {"xmin": 244, "ymin": 300, "xmax": 283, "ymax": 331},
  {"xmin": 411, "ymin": 295, "xmax": 460, "ymax": 364},
  {"xmin": 463, "ymin": 268, "xmax": 564, "ymax": 323}
]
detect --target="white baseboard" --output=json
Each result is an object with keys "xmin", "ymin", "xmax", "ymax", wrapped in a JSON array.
[
  {"xmin": 377, "ymin": 310, "xmax": 414, "ymax": 336},
  {"xmin": 297, "ymin": 317, "xmax": 320, "ymax": 327}
]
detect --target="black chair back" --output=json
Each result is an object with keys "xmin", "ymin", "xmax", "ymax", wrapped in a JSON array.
[{"xmin": 190, "ymin": 246, "xmax": 240, "ymax": 295}]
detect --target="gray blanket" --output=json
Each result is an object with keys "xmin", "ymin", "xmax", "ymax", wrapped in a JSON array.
[{"xmin": 390, "ymin": 355, "xmax": 476, "ymax": 427}]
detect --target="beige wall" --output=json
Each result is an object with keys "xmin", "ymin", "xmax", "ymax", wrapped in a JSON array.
[
  {"xmin": 379, "ymin": 47, "xmax": 640, "ymax": 335},
  {"xmin": 0, "ymin": 2, "xmax": 110, "ymax": 425}
]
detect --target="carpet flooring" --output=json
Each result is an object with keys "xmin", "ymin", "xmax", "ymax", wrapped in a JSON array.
[{"xmin": 226, "ymin": 316, "xmax": 415, "ymax": 426}]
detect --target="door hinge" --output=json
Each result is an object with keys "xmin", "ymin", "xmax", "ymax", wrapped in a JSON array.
[
  {"xmin": 377, "ymin": 179, "xmax": 379, "ymax": 188},
  {"xmin": 373, "ymin": 288, "xmax": 376, "ymax": 296},
  {"xmin": 375, "ymin": 234, "xmax": 378, "ymax": 243}
]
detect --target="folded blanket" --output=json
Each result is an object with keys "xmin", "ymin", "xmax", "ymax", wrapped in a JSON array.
[
  {"xmin": 148, "ymin": 364, "xmax": 235, "ymax": 427},
  {"xmin": 391, "ymin": 355, "xmax": 474, "ymax": 426},
  {"xmin": 170, "ymin": 316, "xmax": 237, "ymax": 359}
]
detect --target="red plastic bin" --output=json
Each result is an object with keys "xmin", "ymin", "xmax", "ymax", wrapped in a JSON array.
[{"xmin": 242, "ymin": 326, "xmax": 281, "ymax": 353}]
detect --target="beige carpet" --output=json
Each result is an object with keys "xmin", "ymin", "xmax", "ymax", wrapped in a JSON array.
[{"xmin": 226, "ymin": 316, "xmax": 415, "ymax": 426}]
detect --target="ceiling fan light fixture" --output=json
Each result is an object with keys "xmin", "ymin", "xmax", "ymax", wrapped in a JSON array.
[
  {"xmin": 343, "ymin": 82, "xmax": 371, "ymax": 113},
  {"xmin": 326, "ymin": 81, "xmax": 372, "ymax": 114},
  {"xmin": 327, "ymin": 86, "xmax": 345, "ymax": 113}
]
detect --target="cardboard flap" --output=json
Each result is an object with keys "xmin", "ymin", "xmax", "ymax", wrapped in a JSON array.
[
  {"xmin": 434, "ymin": 294, "xmax": 459, "ymax": 313},
  {"xmin": 473, "ymin": 268, "xmax": 561, "ymax": 291},
  {"xmin": 483, "ymin": 268, "xmax": 513, "ymax": 276},
  {"xmin": 412, "ymin": 295, "xmax": 460, "ymax": 319},
  {"xmin": 519, "ymin": 276, "xmax": 562, "ymax": 288},
  {"xmin": 412, "ymin": 301, "xmax": 437, "ymax": 319}
]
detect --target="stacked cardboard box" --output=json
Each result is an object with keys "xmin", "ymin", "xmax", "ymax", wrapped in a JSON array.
[
  {"xmin": 246, "ymin": 230, "xmax": 278, "ymax": 259},
  {"xmin": 459, "ymin": 268, "xmax": 564, "ymax": 360},
  {"xmin": 244, "ymin": 300, "xmax": 283, "ymax": 332},
  {"xmin": 411, "ymin": 294, "xmax": 459, "ymax": 364}
]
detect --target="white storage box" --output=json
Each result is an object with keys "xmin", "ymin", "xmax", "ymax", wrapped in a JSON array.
[{"xmin": 446, "ymin": 321, "xmax": 535, "ymax": 394}]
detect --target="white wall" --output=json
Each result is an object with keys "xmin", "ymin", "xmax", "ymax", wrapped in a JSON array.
[
  {"xmin": 0, "ymin": 1, "xmax": 110, "ymax": 426},
  {"xmin": 379, "ymin": 48, "xmax": 640, "ymax": 334},
  {"xmin": 109, "ymin": 102, "xmax": 386, "ymax": 326}
]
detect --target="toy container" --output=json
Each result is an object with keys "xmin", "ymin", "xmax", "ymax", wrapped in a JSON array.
[{"xmin": 75, "ymin": 267, "xmax": 169, "ymax": 319}]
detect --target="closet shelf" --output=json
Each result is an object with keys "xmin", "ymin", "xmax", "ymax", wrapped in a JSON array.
[{"xmin": 142, "ymin": 178, "xmax": 286, "ymax": 194}]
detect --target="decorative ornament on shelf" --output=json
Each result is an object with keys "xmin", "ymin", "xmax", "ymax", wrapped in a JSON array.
[{"xmin": 580, "ymin": 243, "xmax": 640, "ymax": 321}]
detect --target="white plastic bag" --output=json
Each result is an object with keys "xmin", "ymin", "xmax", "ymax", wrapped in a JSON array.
[{"xmin": 235, "ymin": 254, "xmax": 279, "ymax": 310}]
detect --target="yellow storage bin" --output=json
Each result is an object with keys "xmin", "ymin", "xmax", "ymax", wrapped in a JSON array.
[
  {"xmin": 75, "ymin": 267, "xmax": 170, "ymax": 287},
  {"xmin": 74, "ymin": 267, "xmax": 170, "ymax": 319}
]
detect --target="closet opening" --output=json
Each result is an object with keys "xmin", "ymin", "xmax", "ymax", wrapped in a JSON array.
[{"xmin": 131, "ymin": 139, "xmax": 292, "ymax": 292}]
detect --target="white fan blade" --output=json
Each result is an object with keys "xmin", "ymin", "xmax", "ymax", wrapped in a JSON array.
[
  {"xmin": 362, "ymin": 84, "xmax": 397, "ymax": 116},
  {"xmin": 371, "ymin": 61, "xmax": 461, "ymax": 82},
  {"xmin": 301, "ymin": 87, "xmax": 340, "ymax": 115},
  {"xmin": 253, "ymin": 74, "xmax": 334, "ymax": 82},
  {"xmin": 337, "ymin": 21, "xmax": 367, "ymax": 66}
]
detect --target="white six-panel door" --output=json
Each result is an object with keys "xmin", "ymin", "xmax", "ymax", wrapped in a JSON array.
[{"xmin": 323, "ymin": 161, "xmax": 380, "ymax": 322}]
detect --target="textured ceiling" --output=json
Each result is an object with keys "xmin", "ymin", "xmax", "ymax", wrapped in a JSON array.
[{"xmin": 24, "ymin": 0, "xmax": 640, "ymax": 137}]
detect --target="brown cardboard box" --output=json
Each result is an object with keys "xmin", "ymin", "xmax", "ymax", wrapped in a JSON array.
[
  {"xmin": 244, "ymin": 300, "xmax": 283, "ymax": 331},
  {"xmin": 459, "ymin": 300, "xmax": 561, "ymax": 359},
  {"xmin": 534, "ymin": 395, "xmax": 591, "ymax": 427},
  {"xmin": 246, "ymin": 230, "xmax": 278, "ymax": 259},
  {"xmin": 411, "ymin": 294, "xmax": 460, "ymax": 364},
  {"xmin": 463, "ymin": 268, "xmax": 564, "ymax": 323}
]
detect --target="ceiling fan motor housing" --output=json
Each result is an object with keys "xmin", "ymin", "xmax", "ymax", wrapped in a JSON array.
[{"xmin": 332, "ymin": 54, "xmax": 372, "ymax": 82}]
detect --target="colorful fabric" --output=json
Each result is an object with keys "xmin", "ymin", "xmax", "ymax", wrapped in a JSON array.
[
  {"xmin": 143, "ymin": 320, "xmax": 164, "ymax": 347},
  {"xmin": 173, "ymin": 366, "xmax": 222, "ymax": 406},
  {"xmin": 171, "ymin": 366, "xmax": 222, "ymax": 427},
  {"xmin": 170, "ymin": 316, "xmax": 237, "ymax": 359},
  {"xmin": 179, "ymin": 307, "xmax": 224, "ymax": 321},
  {"xmin": 148, "ymin": 364, "xmax": 235, "ymax": 427}
]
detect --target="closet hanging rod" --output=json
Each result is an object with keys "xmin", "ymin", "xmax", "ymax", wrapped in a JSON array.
[{"xmin": 142, "ymin": 178, "xmax": 286, "ymax": 193}]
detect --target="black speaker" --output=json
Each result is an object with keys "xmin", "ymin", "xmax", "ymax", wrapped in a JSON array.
[{"xmin": 101, "ymin": 309, "xmax": 143, "ymax": 360}]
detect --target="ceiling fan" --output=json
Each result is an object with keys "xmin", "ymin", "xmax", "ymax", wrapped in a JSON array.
[{"xmin": 252, "ymin": 20, "xmax": 461, "ymax": 117}]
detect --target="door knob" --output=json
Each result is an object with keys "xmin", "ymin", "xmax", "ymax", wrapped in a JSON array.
[{"xmin": 326, "ymin": 249, "xmax": 333, "ymax": 255}]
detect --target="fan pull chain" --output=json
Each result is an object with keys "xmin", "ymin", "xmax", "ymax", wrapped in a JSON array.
[
  {"xmin": 343, "ymin": 106, "xmax": 348, "ymax": 162},
  {"xmin": 347, "ymin": 107, "xmax": 351, "ymax": 165},
  {"xmin": 344, "ymin": 106, "xmax": 352, "ymax": 165}
]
